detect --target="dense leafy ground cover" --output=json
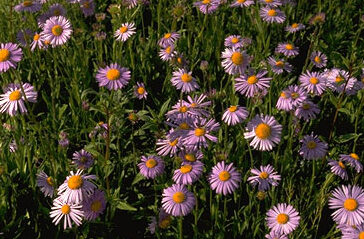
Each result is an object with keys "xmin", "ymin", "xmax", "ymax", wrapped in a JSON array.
[{"xmin": 0, "ymin": 0, "xmax": 363, "ymax": 238}]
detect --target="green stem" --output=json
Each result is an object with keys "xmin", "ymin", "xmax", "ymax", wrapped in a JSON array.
[{"xmin": 178, "ymin": 217, "xmax": 183, "ymax": 239}]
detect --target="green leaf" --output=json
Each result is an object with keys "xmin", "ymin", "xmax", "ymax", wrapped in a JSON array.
[
  {"xmin": 335, "ymin": 133, "xmax": 361, "ymax": 143},
  {"xmin": 116, "ymin": 201, "xmax": 137, "ymax": 211},
  {"xmin": 132, "ymin": 173, "xmax": 144, "ymax": 186}
]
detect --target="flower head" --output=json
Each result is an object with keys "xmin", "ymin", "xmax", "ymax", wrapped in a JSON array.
[
  {"xmin": 50, "ymin": 197, "xmax": 83, "ymax": 230},
  {"xmin": 96, "ymin": 63, "xmax": 131, "ymax": 90},
  {"xmin": 194, "ymin": 0, "xmax": 220, "ymax": 14},
  {"xmin": 0, "ymin": 43, "xmax": 23, "ymax": 73},
  {"xmin": 248, "ymin": 164, "xmax": 281, "ymax": 191},
  {"xmin": 72, "ymin": 149, "xmax": 94, "ymax": 169},
  {"xmin": 172, "ymin": 161, "xmax": 204, "ymax": 185},
  {"xmin": 299, "ymin": 133, "xmax": 328, "ymax": 160},
  {"xmin": 299, "ymin": 71, "xmax": 326, "ymax": 95},
  {"xmin": 221, "ymin": 48, "xmax": 250, "ymax": 75},
  {"xmin": 285, "ymin": 23, "xmax": 305, "ymax": 33},
  {"xmin": 328, "ymin": 159, "xmax": 348, "ymax": 180},
  {"xmin": 259, "ymin": 7, "xmax": 286, "ymax": 23},
  {"xmin": 42, "ymin": 16, "xmax": 73, "ymax": 46},
  {"xmin": 294, "ymin": 100, "xmax": 320, "ymax": 121},
  {"xmin": 83, "ymin": 189, "xmax": 106, "ymax": 220},
  {"xmin": 134, "ymin": 82, "xmax": 148, "ymax": 99},
  {"xmin": 0, "ymin": 83, "xmax": 37, "ymax": 116},
  {"xmin": 14, "ymin": 0, "xmax": 42, "ymax": 12},
  {"xmin": 158, "ymin": 32, "xmax": 180, "ymax": 47},
  {"xmin": 340, "ymin": 153, "xmax": 363, "ymax": 173},
  {"xmin": 267, "ymin": 56, "xmax": 292, "ymax": 74},
  {"xmin": 222, "ymin": 105, "xmax": 249, "ymax": 125},
  {"xmin": 276, "ymin": 42, "xmax": 299, "ymax": 57},
  {"xmin": 114, "ymin": 22, "xmax": 136, "ymax": 42},
  {"xmin": 266, "ymin": 203, "xmax": 300, "ymax": 235},
  {"xmin": 310, "ymin": 51, "xmax": 327, "ymax": 68},
  {"xmin": 37, "ymin": 171, "xmax": 55, "ymax": 197},
  {"xmin": 162, "ymin": 184, "xmax": 195, "ymax": 216},
  {"xmin": 235, "ymin": 70, "xmax": 272, "ymax": 98},
  {"xmin": 171, "ymin": 69, "xmax": 199, "ymax": 93},
  {"xmin": 138, "ymin": 155, "xmax": 165, "ymax": 179},
  {"xmin": 208, "ymin": 161, "xmax": 241, "ymax": 195}
]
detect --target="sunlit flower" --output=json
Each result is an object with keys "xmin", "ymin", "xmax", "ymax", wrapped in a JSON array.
[
  {"xmin": 162, "ymin": 184, "xmax": 195, "ymax": 216},
  {"xmin": 42, "ymin": 16, "xmax": 73, "ymax": 46},
  {"xmin": 96, "ymin": 63, "xmax": 131, "ymax": 90},
  {"xmin": 266, "ymin": 203, "xmax": 300, "ymax": 235},
  {"xmin": 0, "ymin": 43, "xmax": 23, "ymax": 73},
  {"xmin": 276, "ymin": 42, "xmax": 299, "ymax": 57},
  {"xmin": 50, "ymin": 197, "xmax": 83, "ymax": 230},
  {"xmin": 248, "ymin": 164, "xmax": 281, "ymax": 191},
  {"xmin": 259, "ymin": 7, "xmax": 286, "ymax": 23},
  {"xmin": 0, "ymin": 83, "xmax": 37, "ymax": 116},
  {"xmin": 221, "ymin": 47, "xmax": 250, "ymax": 75},
  {"xmin": 222, "ymin": 105, "xmax": 249, "ymax": 125},
  {"xmin": 114, "ymin": 22, "xmax": 136, "ymax": 42},
  {"xmin": 209, "ymin": 161, "xmax": 241, "ymax": 195},
  {"xmin": 138, "ymin": 155, "xmax": 165, "ymax": 179}
]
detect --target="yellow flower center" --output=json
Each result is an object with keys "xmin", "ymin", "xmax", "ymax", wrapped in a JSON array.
[
  {"xmin": 146, "ymin": 159, "xmax": 157, "ymax": 168},
  {"xmin": 179, "ymin": 106, "xmax": 188, "ymax": 113},
  {"xmin": 44, "ymin": 40, "xmax": 50, "ymax": 45},
  {"xmin": 51, "ymin": 25, "xmax": 63, "ymax": 36},
  {"xmin": 307, "ymin": 141, "xmax": 317, "ymax": 149},
  {"xmin": 91, "ymin": 200, "xmax": 102, "ymax": 212},
  {"xmin": 202, "ymin": 0, "xmax": 211, "ymax": 4},
  {"xmin": 9, "ymin": 90, "xmax": 21, "ymax": 101},
  {"xmin": 237, "ymin": 0, "xmax": 246, "ymax": 2},
  {"xmin": 190, "ymin": 103, "xmax": 197, "ymax": 108},
  {"xmin": 172, "ymin": 192, "xmax": 185, "ymax": 203},
  {"xmin": 259, "ymin": 172, "xmax": 269, "ymax": 179},
  {"xmin": 83, "ymin": 2, "xmax": 90, "ymax": 8},
  {"xmin": 247, "ymin": 75, "xmax": 258, "ymax": 84},
  {"xmin": 181, "ymin": 73, "xmax": 192, "ymax": 83},
  {"xmin": 255, "ymin": 123, "xmax": 271, "ymax": 139},
  {"xmin": 33, "ymin": 34, "xmax": 40, "ymax": 41},
  {"xmin": 265, "ymin": 0, "xmax": 273, "ymax": 2},
  {"xmin": 314, "ymin": 56, "xmax": 321, "ymax": 63},
  {"xmin": 309, "ymin": 77, "xmax": 319, "ymax": 85},
  {"xmin": 177, "ymin": 57, "xmax": 182, "ymax": 64},
  {"xmin": 350, "ymin": 153, "xmax": 359, "ymax": 160},
  {"xmin": 194, "ymin": 128, "xmax": 205, "ymax": 137},
  {"xmin": 106, "ymin": 68, "xmax": 120, "ymax": 81},
  {"xmin": 362, "ymin": 77, "xmax": 364, "ymax": 83},
  {"xmin": 179, "ymin": 122, "xmax": 189, "ymax": 130},
  {"xmin": 218, "ymin": 171, "xmax": 231, "ymax": 181},
  {"xmin": 338, "ymin": 161, "xmax": 345, "ymax": 169},
  {"xmin": 80, "ymin": 156, "xmax": 88, "ymax": 163},
  {"xmin": 169, "ymin": 139, "xmax": 178, "ymax": 146},
  {"xmin": 159, "ymin": 217, "xmax": 172, "ymax": 229},
  {"xmin": 53, "ymin": 9, "xmax": 61, "ymax": 16},
  {"xmin": 291, "ymin": 23, "xmax": 299, "ymax": 28},
  {"xmin": 61, "ymin": 204, "xmax": 70, "ymax": 214},
  {"xmin": 276, "ymin": 213, "xmax": 289, "ymax": 224},
  {"xmin": 285, "ymin": 44, "xmax": 293, "ymax": 50},
  {"xmin": 275, "ymin": 61, "xmax": 284, "ymax": 67},
  {"xmin": 229, "ymin": 105, "xmax": 237, "ymax": 112},
  {"xmin": 120, "ymin": 26, "xmax": 128, "ymax": 33},
  {"xmin": 165, "ymin": 46, "xmax": 171, "ymax": 54},
  {"xmin": 344, "ymin": 198, "xmax": 358, "ymax": 211},
  {"xmin": 128, "ymin": 113, "xmax": 138, "ymax": 121},
  {"xmin": 185, "ymin": 154, "xmax": 196, "ymax": 162},
  {"xmin": 291, "ymin": 92, "xmax": 299, "ymax": 99},
  {"xmin": 98, "ymin": 121, "xmax": 104, "ymax": 126},
  {"xmin": 231, "ymin": 52, "xmax": 243, "ymax": 65},
  {"xmin": 231, "ymin": 37, "xmax": 239, "ymax": 44},
  {"xmin": 68, "ymin": 175, "xmax": 83, "ymax": 189},
  {"xmin": 164, "ymin": 33, "xmax": 171, "ymax": 39},
  {"xmin": 180, "ymin": 164, "xmax": 193, "ymax": 174},
  {"xmin": 359, "ymin": 231, "xmax": 364, "ymax": 239},
  {"xmin": 23, "ymin": 1, "xmax": 33, "ymax": 7},
  {"xmin": 280, "ymin": 92, "xmax": 287, "ymax": 98},
  {"xmin": 302, "ymin": 103, "xmax": 310, "ymax": 110},
  {"xmin": 46, "ymin": 177, "xmax": 54, "ymax": 186},
  {"xmin": 335, "ymin": 76, "xmax": 344, "ymax": 83},
  {"xmin": 0, "ymin": 49, "xmax": 10, "ymax": 62},
  {"xmin": 267, "ymin": 9, "xmax": 277, "ymax": 17},
  {"xmin": 137, "ymin": 87, "xmax": 145, "ymax": 95}
]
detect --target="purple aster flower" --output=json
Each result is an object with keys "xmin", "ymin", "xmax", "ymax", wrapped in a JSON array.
[
  {"xmin": 156, "ymin": 132, "xmax": 181, "ymax": 157},
  {"xmin": 36, "ymin": 171, "xmax": 55, "ymax": 197},
  {"xmin": 276, "ymin": 90, "xmax": 293, "ymax": 111},
  {"xmin": 259, "ymin": 7, "xmax": 286, "ymax": 23},
  {"xmin": 166, "ymin": 100, "xmax": 194, "ymax": 122},
  {"xmin": 158, "ymin": 32, "xmax": 180, "ymax": 47},
  {"xmin": 0, "ymin": 83, "xmax": 37, "ymax": 116},
  {"xmin": 96, "ymin": 63, "xmax": 131, "ymax": 90},
  {"xmin": 294, "ymin": 100, "xmax": 320, "ymax": 121},
  {"xmin": 72, "ymin": 149, "xmax": 94, "ymax": 169},
  {"xmin": 157, "ymin": 208, "xmax": 172, "ymax": 229},
  {"xmin": 162, "ymin": 184, "xmax": 195, "ymax": 216},
  {"xmin": 340, "ymin": 153, "xmax": 362, "ymax": 173},
  {"xmin": 235, "ymin": 70, "xmax": 272, "ymax": 98},
  {"xmin": 244, "ymin": 114, "xmax": 282, "ymax": 151},
  {"xmin": 50, "ymin": 197, "xmax": 84, "ymax": 230},
  {"xmin": 58, "ymin": 170, "xmax": 97, "ymax": 204},
  {"xmin": 179, "ymin": 150, "xmax": 204, "ymax": 163},
  {"xmin": 325, "ymin": 69, "xmax": 356, "ymax": 94},
  {"xmin": 17, "ymin": 29, "xmax": 34, "ymax": 47},
  {"xmin": 46, "ymin": 3, "xmax": 67, "ymax": 17},
  {"xmin": 59, "ymin": 138, "xmax": 69, "ymax": 147},
  {"xmin": 30, "ymin": 32, "xmax": 45, "ymax": 51},
  {"xmin": 159, "ymin": 45, "xmax": 176, "ymax": 61},
  {"xmin": 341, "ymin": 223, "xmax": 364, "ymax": 239},
  {"xmin": 173, "ymin": 161, "xmax": 204, "ymax": 185},
  {"xmin": 276, "ymin": 42, "xmax": 299, "ymax": 57},
  {"xmin": 138, "ymin": 155, "xmax": 165, "ymax": 179},
  {"xmin": 80, "ymin": 0, "xmax": 95, "ymax": 17},
  {"xmin": 172, "ymin": 52, "xmax": 189, "ymax": 68},
  {"xmin": 329, "ymin": 185, "xmax": 364, "ymax": 226},
  {"xmin": 287, "ymin": 85, "xmax": 307, "ymax": 108},
  {"xmin": 230, "ymin": 0, "xmax": 254, "ymax": 8},
  {"xmin": 0, "ymin": 43, "xmax": 23, "ymax": 73},
  {"xmin": 299, "ymin": 71, "xmax": 326, "ymax": 95},
  {"xmin": 90, "ymin": 121, "xmax": 109, "ymax": 139},
  {"xmin": 309, "ymin": 12, "xmax": 326, "ymax": 25},
  {"xmin": 267, "ymin": 56, "xmax": 292, "ymax": 74},
  {"xmin": 83, "ymin": 189, "xmax": 106, "ymax": 221},
  {"xmin": 265, "ymin": 231, "xmax": 288, "ymax": 239},
  {"xmin": 247, "ymin": 164, "xmax": 281, "ymax": 191},
  {"xmin": 222, "ymin": 105, "xmax": 249, "ymax": 125},
  {"xmin": 171, "ymin": 69, "xmax": 199, "ymax": 93},
  {"xmin": 165, "ymin": 117, "xmax": 195, "ymax": 139},
  {"xmin": 134, "ymin": 82, "xmax": 148, "ymax": 99},
  {"xmin": 182, "ymin": 118, "xmax": 220, "ymax": 150},
  {"xmin": 41, "ymin": 16, "xmax": 73, "ymax": 46},
  {"xmin": 299, "ymin": 133, "xmax": 328, "ymax": 160},
  {"xmin": 186, "ymin": 94, "xmax": 211, "ymax": 118},
  {"xmin": 266, "ymin": 203, "xmax": 300, "ymax": 235},
  {"xmin": 224, "ymin": 35, "xmax": 245, "ymax": 49},
  {"xmin": 114, "ymin": 22, "xmax": 136, "ymax": 42},
  {"xmin": 285, "ymin": 23, "xmax": 305, "ymax": 33},
  {"xmin": 259, "ymin": 0, "xmax": 282, "ymax": 6},
  {"xmin": 328, "ymin": 159, "xmax": 348, "ymax": 180},
  {"xmin": 14, "ymin": 0, "xmax": 42, "ymax": 12},
  {"xmin": 208, "ymin": 161, "xmax": 241, "ymax": 195},
  {"xmin": 310, "ymin": 51, "xmax": 327, "ymax": 68},
  {"xmin": 221, "ymin": 47, "xmax": 250, "ymax": 75},
  {"xmin": 194, "ymin": 0, "xmax": 220, "ymax": 14}
]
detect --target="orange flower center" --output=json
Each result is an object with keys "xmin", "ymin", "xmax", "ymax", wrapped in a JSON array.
[
  {"xmin": 0, "ymin": 49, "xmax": 10, "ymax": 62},
  {"xmin": 291, "ymin": 23, "xmax": 299, "ymax": 28},
  {"xmin": 218, "ymin": 171, "xmax": 231, "ymax": 181},
  {"xmin": 180, "ymin": 164, "xmax": 192, "ymax": 174},
  {"xmin": 91, "ymin": 200, "xmax": 102, "ymax": 212},
  {"xmin": 237, "ymin": 0, "xmax": 246, "ymax": 2},
  {"xmin": 247, "ymin": 75, "xmax": 258, "ymax": 84},
  {"xmin": 268, "ymin": 9, "xmax": 277, "ymax": 17},
  {"xmin": 285, "ymin": 44, "xmax": 293, "ymax": 50},
  {"xmin": 185, "ymin": 154, "xmax": 196, "ymax": 162},
  {"xmin": 202, "ymin": 0, "xmax": 211, "ymax": 4},
  {"xmin": 280, "ymin": 92, "xmax": 287, "ymax": 98},
  {"xmin": 33, "ymin": 34, "xmax": 40, "ymax": 41},
  {"xmin": 231, "ymin": 37, "xmax": 239, "ymax": 44},
  {"xmin": 309, "ymin": 77, "xmax": 319, "ymax": 85},
  {"xmin": 169, "ymin": 139, "xmax": 178, "ymax": 146},
  {"xmin": 314, "ymin": 56, "xmax": 321, "ymax": 63},
  {"xmin": 344, "ymin": 198, "xmax": 358, "ymax": 211},
  {"xmin": 106, "ymin": 68, "xmax": 120, "ymax": 81},
  {"xmin": 259, "ymin": 172, "xmax": 269, "ymax": 179},
  {"xmin": 165, "ymin": 46, "xmax": 172, "ymax": 54},
  {"xmin": 179, "ymin": 122, "xmax": 189, "ymax": 130},
  {"xmin": 120, "ymin": 26, "xmax": 128, "ymax": 33},
  {"xmin": 51, "ymin": 25, "xmax": 63, "ymax": 36},
  {"xmin": 61, "ymin": 204, "xmax": 70, "ymax": 214},
  {"xmin": 137, "ymin": 87, "xmax": 145, "ymax": 95},
  {"xmin": 46, "ymin": 177, "xmax": 54, "ymax": 186},
  {"xmin": 194, "ymin": 128, "xmax": 205, "ymax": 136},
  {"xmin": 302, "ymin": 103, "xmax": 310, "ymax": 110},
  {"xmin": 307, "ymin": 141, "xmax": 317, "ymax": 149},
  {"xmin": 23, "ymin": 1, "xmax": 33, "ymax": 7},
  {"xmin": 350, "ymin": 153, "xmax": 359, "ymax": 160},
  {"xmin": 9, "ymin": 90, "xmax": 21, "ymax": 101},
  {"xmin": 275, "ymin": 61, "xmax": 284, "ymax": 67},
  {"xmin": 164, "ymin": 33, "xmax": 171, "ymax": 39},
  {"xmin": 172, "ymin": 192, "xmax": 185, "ymax": 203},
  {"xmin": 335, "ymin": 76, "xmax": 344, "ymax": 83},
  {"xmin": 338, "ymin": 161, "xmax": 345, "ymax": 169},
  {"xmin": 231, "ymin": 52, "xmax": 243, "ymax": 65},
  {"xmin": 146, "ymin": 159, "xmax": 157, "ymax": 168},
  {"xmin": 276, "ymin": 213, "xmax": 289, "ymax": 224},
  {"xmin": 229, "ymin": 105, "xmax": 237, "ymax": 112},
  {"xmin": 359, "ymin": 231, "xmax": 364, "ymax": 239},
  {"xmin": 179, "ymin": 106, "xmax": 188, "ymax": 113},
  {"xmin": 181, "ymin": 73, "xmax": 192, "ymax": 82},
  {"xmin": 68, "ymin": 175, "xmax": 83, "ymax": 189},
  {"xmin": 255, "ymin": 123, "xmax": 271, "ymax": 139}
]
